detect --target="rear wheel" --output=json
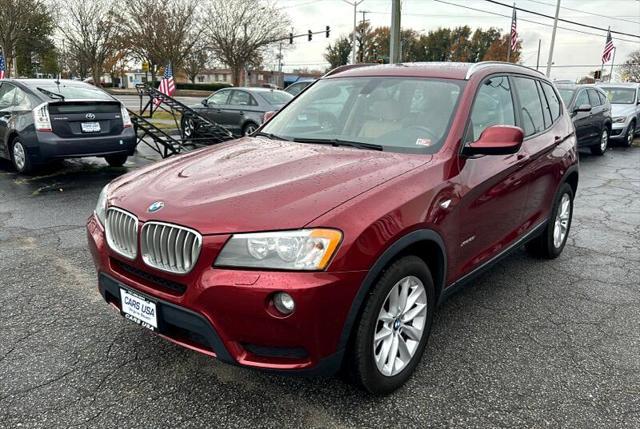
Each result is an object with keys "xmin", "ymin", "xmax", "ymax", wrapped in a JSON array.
[
  {"xmin": 590, "ymin": 128, "xmax": 608, "ymax": 156},
  {"xmin": 105, "ymin": 154, "xmax": 128, "ymax": 167},
  {"xmin": 347, "ymin": 256, "xmax": 435, "ymax": 394},
  {"xmin": 242, "ymin": 122, "xmax": 258, "ymax": 136},
  {"xmin": 11, "ymin": 138, "xmax": 34, "ymax": 174},
  {"xmin": 526, "ymin": 183, "xmax": 574, "ymax": 259},
  {"xmin": 181, "ymin": 117, "xmax": 196, "ymax": 139},
  {"xmin": 624, "ymin": 121, "xmax": 635, "ymax": 147}
]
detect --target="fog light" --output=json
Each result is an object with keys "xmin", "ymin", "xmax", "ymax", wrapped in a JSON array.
[{"xmin": 273, "ymin": 292, "xmax": 295, "ymax": 315}]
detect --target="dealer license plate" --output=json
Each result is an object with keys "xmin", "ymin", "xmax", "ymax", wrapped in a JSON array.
[
  {"xmin": 120, "ymin": 288, "xmax": 157, "ymax": 331},
  {"xmin": 81, "ymin": 122, "xmax": 101, "ymax": 133}
]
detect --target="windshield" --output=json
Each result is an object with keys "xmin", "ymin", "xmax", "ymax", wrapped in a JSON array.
[
  {"xmin": 36, "ymin": 83, "xmax": 113, "ymax": 101},
  {"xmin": 557, "ymin": 88, "xmax": 575, "ymax": 106},
  {"xmin": 260, "ymin": 90, "xmax": 293, "ymax": 106},
  {"xmin": 261, "ymin": 77, "xmax": 464, "ymax": 154},
  {"xmin": 601, "ymin": 87, "xmax": 636, "ymax": 104}
]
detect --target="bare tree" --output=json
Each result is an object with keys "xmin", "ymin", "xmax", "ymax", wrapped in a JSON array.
[
  {"xmin": 119, "ymin": 0, "xmax": 200, "ymax": 83},
  {"xmin": 203, "ymin": 0, "xmax": 290, "ymax": 86},
  {"xmin": 0, "ymin": 0, "xmax": 51, "ymax": 77},
  {"xmin": 58, "ymin": 0, "xmax": 121, "ymax": 85},
  {"xmin": 184, "ymin": 43, "xmax": 211, "ymax": 84},
  {"xmin": 620, "ymin": 49, "xmax": 640, "ymax": 82}
]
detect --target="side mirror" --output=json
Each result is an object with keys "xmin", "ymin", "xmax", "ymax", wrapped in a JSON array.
[
  {"xmin": 463, "ymin": 125, "xmax": 524, "ymax": 156},
  {"xmin": 202, "ymin": 99, "xmax": 209, "ymax": 106},
  {"xmin": 263, "ymin": 110, "xmax": 277, "ymax": 122},
  {"xmin": 574, "ymin": 103, "xmax": 592, "ymax": 113}
]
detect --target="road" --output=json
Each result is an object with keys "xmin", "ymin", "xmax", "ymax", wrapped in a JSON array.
[
  {"xmin": 0, "ymin": 143, "xmax": 638, "ymax": 428},
  {"xmin": 113, "ymin": 94, "xmax": 205, "ymax": 111}
]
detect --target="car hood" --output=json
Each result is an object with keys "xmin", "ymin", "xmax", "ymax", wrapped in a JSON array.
[
  {"xmin": 611, "ymin": 104, "xmax": 636, "ymax": 118},
  {"xmin": 108, "ymin": 138, "xmax": 430, "ymax": 234}
]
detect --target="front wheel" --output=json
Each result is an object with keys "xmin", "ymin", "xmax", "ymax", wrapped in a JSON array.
[
  {"xmin": 105, "ymin": 154, "xmax": 128, "ymax": 167},
  {"xmin": 590, "ymin": 128, "xmax": 609, "ymax": 156},
  {"xmin": 526, "ymin": 182, "xmax": 574, "ymax": 259},
  {"xmin": 242, "ymin": 122, "xmax": 258, "ymax": 136},
  {"xmin": 347, "ymin": 256, "xmax": 435, "ymax": 394},
  {"xmin": 624, "ymin": 121, "xmax": 635, "ymax": 148}
]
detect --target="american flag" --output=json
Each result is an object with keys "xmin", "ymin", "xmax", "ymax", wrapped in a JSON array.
[
  {"xmin": 510, "ymin": 8, "xmax": 518, "ymax": 52},
  {"xmin": 0, "ymin": 53, "xmax": 6, "ymax": 80},
  {"xmin": 158, "ymin": 63, "xmax": 176, "ymax": 97},
  {"xmin": 602, "ymin": 30, "xmax": 615, "ymax": 64}
]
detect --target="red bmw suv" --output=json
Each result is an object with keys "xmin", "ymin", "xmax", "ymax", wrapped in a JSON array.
[{"xmin": 87, "ymin": 62, "xmax": 578, "ymax": 394}]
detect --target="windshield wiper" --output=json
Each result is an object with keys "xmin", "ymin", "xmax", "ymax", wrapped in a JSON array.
[
  {"xmin": 292, "ymin": 137, "xmax": 383, "ymax": 151},
  {"xmin": 37, "ymin": 87, "xmax": 65, "ymax": 101},
  {"xmin": 254, "ymin": 131, "xmax": 291, "ymax": 141}
]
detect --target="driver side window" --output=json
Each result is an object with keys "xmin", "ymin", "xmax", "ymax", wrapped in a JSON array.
[{"xmin": 467, "ymin": 76, "xmax": 515, "ymax": 143}]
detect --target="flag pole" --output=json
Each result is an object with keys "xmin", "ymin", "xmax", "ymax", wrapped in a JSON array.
[
  {"xmin": 507, "ymin": 2, "xmax": 515, "ymax": 63},
  {"xmin": 600, "ymin": 26, "xmax": 609, "ymax": 82},
  {"xmin": 609, "ymin": 47, "xmax": 616, "ymax": 82}
]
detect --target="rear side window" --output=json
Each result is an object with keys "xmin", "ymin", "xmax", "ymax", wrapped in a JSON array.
[
  {"xmin": 536, "ymin": 81, "xmax": 552, "ymax": 128},
  {"xmin": 0, "ymin": 84, "xmax": 17, "ymax": 111},
  {"xmin": 468, "ymin": 75, "xmax": 516, "ymax": 142},
  {"xmin": 588, "ymin": 89, "xmax": 602, "ymax": 107},
  {"xmin": 513, "ymin": 77, "xmax": 545, "ymax": 137},
  {"xmin": 541, "ymin": 82, "xmax": 561, "ymax": 121},
  {"xmin": 597, "ymin": 91, "xmax": 607, "ymax": 105},
  {"xmin": 229, "ymin": 90, "xmax": 257, "ymax": 106}
]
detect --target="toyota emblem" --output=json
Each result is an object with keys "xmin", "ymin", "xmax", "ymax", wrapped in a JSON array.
[{"xmin": 85, "ymin": 113, "xmax": 96, "ymax": 120}]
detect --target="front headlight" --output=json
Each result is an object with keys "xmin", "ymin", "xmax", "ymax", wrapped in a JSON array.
[
  {"xmin": 613, "ymin": 116, "xmax": 626, "ymax": 123},
  {"xmin": 95, "ymin": 185, "xmax": 109, "ymax": 226},
  {"xmin": 215, "ymin": 229, "xmax": 342, "ymax": 270}
]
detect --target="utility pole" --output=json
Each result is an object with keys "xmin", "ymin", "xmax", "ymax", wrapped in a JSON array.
[
  {"xmin": 343, "ymin": 0, "xmax": 364, "ymax": 65},
  {"xmin": 277, "ymin": 42, "xmax": 283, "ymax": 88},
  {"xmin": 359, "ymin": 10, "xmax": 369, "ymax": 62},
  {"xmin": 536, "ymin": 39, "xmax": 541, "ymax": 70},
  {"xmin": 545, "ymin": 0, "xmax": 561, "ymax": 77},
  {"xmin": 609, "ymin": 47, "xmax": 617, "ymax": 82},
  {"xmin": 390, "ymin": 0, "xmax": 401, "ymax": 64}
]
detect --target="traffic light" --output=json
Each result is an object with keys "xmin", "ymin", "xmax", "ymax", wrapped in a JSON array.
[
  {"xmin": 594, "ymin": 70, "xmax": 602, "ymax": 80},
  {"xmin": 326, "ymin": 26, "xmax": 330, "ymax": 38},
  {"xmin": 289, "ymin": 33, "xmax": 293, "ymax": 44},
  {"xmin": 308, "ymin": 30, "xmax": 312, "ymax": 41}
]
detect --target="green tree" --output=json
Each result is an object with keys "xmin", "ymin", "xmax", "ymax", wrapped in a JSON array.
[{"xmin": 324, "ymin": 37, "xmax": 352, "ymax": 69}]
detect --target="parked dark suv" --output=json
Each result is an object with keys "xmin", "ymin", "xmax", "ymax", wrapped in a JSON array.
[
  {"xmin": 0, "ymin": 79, "xmax": 136, "ymax": 174},
  {"xmin": 557, "ymin": 84, "xmax": 612, "ymax": 155},
  {"xmin": 88, "ymin": 62, "xmax": 578, "ymax": 394}
]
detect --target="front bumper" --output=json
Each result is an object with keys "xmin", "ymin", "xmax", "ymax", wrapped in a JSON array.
[
  {"xmin": 610, "ymin": 121, "xmax": 630, "ymax": 140},
  {"xmin": 86, "ymin": 214, "xmax": 366, "ymax": 374}
]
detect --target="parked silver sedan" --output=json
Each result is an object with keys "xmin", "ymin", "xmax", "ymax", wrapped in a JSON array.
[{"xmin": 598, "ymin": 83, "xmax": 640, "ymax": 147}]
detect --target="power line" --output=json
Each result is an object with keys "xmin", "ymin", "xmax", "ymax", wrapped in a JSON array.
[
  {"xmin": 522, "ymin": 0, "xmax": 640, "ymax": 25},
  {"xmin": 432, "ymin": 0, "xmax": 640, "ymax": 44},
  {"xmin": 484, "ymin": 0, "xmax": 640, "ymax": 38}
]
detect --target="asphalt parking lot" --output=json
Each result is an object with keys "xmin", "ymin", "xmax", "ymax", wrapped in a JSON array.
[{"xmin": 0, "ymin": 143, "xmax": 638, "ymax": 428}]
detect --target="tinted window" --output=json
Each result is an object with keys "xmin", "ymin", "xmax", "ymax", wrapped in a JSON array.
[
  {"xmin": 34, "ymin": 84, "xmax": 113, "ymax": 101},
  {"xmin": 468, "ymin": 76, "xmax": 515, "ymax": 142},
  {"xmin": 209, "ymin": 90, "xmax": 230, "ymax": 105},
  {"xmin": 574, "ymin": 90, "xmax": 589, "ymax": 108},
  {"xmin": 588, "ymin": 89, "xmax": 601, "ymax": 107},
  {"xmin": 513, "ymin": 77, "xmax": 545, "ymax": 136},
  {"xmin": 542, "ymin": 82, "xmax": 561, "ymax": 121},
  {"xmin": 229, "ymin": 90, "xmax": 256, "ymax": 106},
  {"xmin": 286, "ymin": 82, "xmax": 309, "ymax": 96},
  {"xmin": 0, "ymin": 84, "xmax": 16, "ymax": 111},
  {"xmin": 537, "ymin": 81, "xmax": 552, "ymax": 128},
  {"xmin": 597, "ymin": 90, "xmax": 607, "ymax": 105}
]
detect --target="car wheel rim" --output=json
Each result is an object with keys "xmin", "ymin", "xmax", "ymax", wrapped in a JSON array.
[
  {"xmin": 628, "ymin": 125, "xmax": 635, "ymax": 146},
  {"xmin": 373, "ymin": 275, "xmax": 427, "ymax": 377},
  {"xmin": 184, "ymin": 119, "xmax": 194, "ymax": 137},
  {"xmin": 600, "ymin": 130, "xmax": 608, "ymax": 152},
  {"xmin": 13, "ymin": 143, "xmax": 26, "ymax": 171},
  {"xmin": 244, "ymin": 125, "xmax": 257, "ymax": 136},
  {"xmin": 553, "ymin": 193, "xmax": 571, "ymax": 249}
]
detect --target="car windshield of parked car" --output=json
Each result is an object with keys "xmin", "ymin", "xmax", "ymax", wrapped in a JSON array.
[
  {"xmin": 35, "ymin": 84, "xmax": 113, "ymax": 101},
  {"xmin": 601, "ymin": 87, "xmax": 636, "ymax": 104},
  {"xmin": 261, "ymin": 77, "xmax": 464, "ymax": 154},
  {"xmin": 260, "ymin": 90, "xmax": 293, "ymax": 106},
  {"xmin": 557, "ymin": 88, "xmax": 575, "ymax": 106}
]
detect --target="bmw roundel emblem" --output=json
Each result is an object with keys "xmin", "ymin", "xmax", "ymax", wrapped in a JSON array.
[{"xmin": 147, "ymin": 201, "xmax": 164, "ymax": 213}]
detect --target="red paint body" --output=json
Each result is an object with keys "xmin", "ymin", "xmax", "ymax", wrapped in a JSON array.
[{"xmin": 87, "ymin": 63, "xmax": 578, "ymax": 372}]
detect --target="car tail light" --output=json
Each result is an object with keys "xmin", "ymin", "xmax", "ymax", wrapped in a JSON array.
[
  {"xmin": 33, "ymin": 103, "xmax": 52, "ymax": 132},
  {"xmin": 121, "ymin": 104, "xmax": 133, "ymax": 128}
]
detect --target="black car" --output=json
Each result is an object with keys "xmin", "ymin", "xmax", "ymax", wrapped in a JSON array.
[
  {"xmin": 0, "ymin": 79, "xmax": 136, "ymax": 174},
  {"xmin": 556, "ymin": 84, "xmax": 612, "ymax": 155}
]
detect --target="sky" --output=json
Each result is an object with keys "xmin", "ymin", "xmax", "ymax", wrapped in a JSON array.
[{"xmin": 272, "ymin": 0, "xmax": 640, "ymax": 81}]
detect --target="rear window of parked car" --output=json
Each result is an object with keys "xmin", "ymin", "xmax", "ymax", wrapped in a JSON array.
[
  {"xmin": 513, "ymin": 77, "xmax": 546, "ymax": 137},
  {"xmin": 34, "ymin": 84, "xmax": 113, "ymax": 101},
  {"xmin": 260, "ymin": 90, "xmax": 293, "ymax": 106}
]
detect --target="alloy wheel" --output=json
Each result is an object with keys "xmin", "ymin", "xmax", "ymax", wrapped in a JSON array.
[
  {"xmin": 13, "ymin": 142, "xmax": 26, "ymax": 171},
  {"xmin": 183, "ymin": 118, "xmax": 195, "ymax": 137},
  {"xmin": 628, "ymin": 124, "xmax": 635, "ymax": 146},
  {"xmin": 553, "ymin": 193, "xmax": 571, "ymax": 249},
  {"xmin": 373, "ymin": 275, "xmax": 427, "ymax": 377},
  {"xmin": 600, "ymin": 129, "xmax": 608, "ymax": 152},
  {"xmin": 244, "ymin": 124, "xmax": 257, "ymax": 135}
]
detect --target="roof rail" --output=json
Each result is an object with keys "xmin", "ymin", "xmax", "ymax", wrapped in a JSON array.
[
  {"xmin": 465, "ymin": 61, "xmax": 545, "ymax": 79},
  {"xmin": 323, "ymin": 63, "xmax": 377, "ymax": 78}
]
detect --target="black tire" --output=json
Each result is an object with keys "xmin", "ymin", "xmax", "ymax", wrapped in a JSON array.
[
  {"xmin": 242, "ymin": 122, "xmax": 258, "ymax": 136},
  {"xmin": 104, "ymin": 154, "xmax": 128, "ymax": 167},
  {"xmin": 590, "ymin": 127, "xmax": 608, "ymax": 156},
  {"xmin": 10, "ymin": 137, "xmax": 35, "ymax": 174},
  {"xmin": 181, "ymin": 116, "xmax": 197, "ymax": 139},
  {"xmin": 347, "ymin": 255, "xmax": 435, "ymax": 394},
  {"xmin": 623, "ymin": 121, "xmax": 635, "ymax": 148},
  {"xmin": 526, "ymin": 182, "xmax": 574, "ymax": 259}
]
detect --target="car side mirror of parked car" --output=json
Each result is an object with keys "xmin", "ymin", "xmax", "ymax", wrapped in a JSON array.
[
  {"xmin": 574, "ymin": 103, "xmax": 592, "ymax": 113},
  {"xmin": 263, "ymin": 111, "xmax": 277, "ymax": 122},
  {"xmin": 202, "ymin": 99, "xmax": 209, "ymax": 106},
  {"xmin": 463, "ymin": 125, "xmax": 524, "ymax": 156}
]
